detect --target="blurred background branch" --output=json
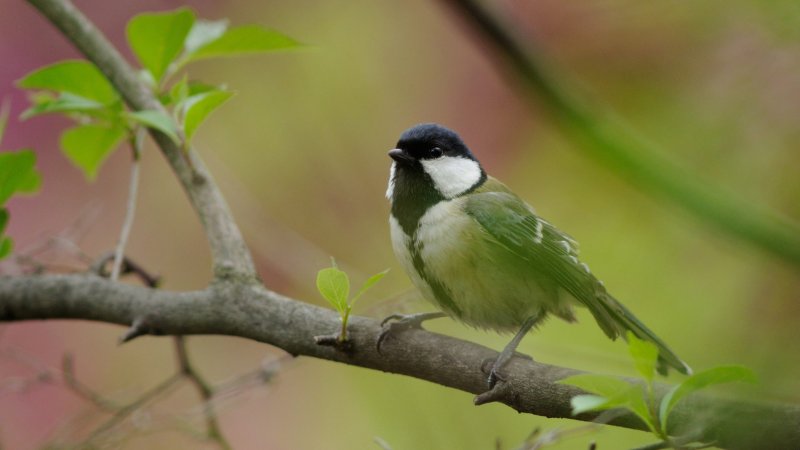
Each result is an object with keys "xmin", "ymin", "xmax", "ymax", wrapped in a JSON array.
[{"xmin": 442, "ymin": 0, "xmax": 800, "ymax": 267}]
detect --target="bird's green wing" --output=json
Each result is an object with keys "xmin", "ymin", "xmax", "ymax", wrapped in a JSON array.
[{"xmin": 465, "ymin": 191, "xmax": 690, "ymax": 375}]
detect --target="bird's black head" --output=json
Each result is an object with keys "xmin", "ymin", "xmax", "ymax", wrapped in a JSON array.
[
  {"xmin": 389, "ymin": 123, "xmax": 479, "ymax": 165},
  {"xmin": 386, "ymin": 124, "xmax": 486, "ymax": 235}
]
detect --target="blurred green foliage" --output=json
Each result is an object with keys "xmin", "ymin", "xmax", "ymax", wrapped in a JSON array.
[
  {"xmin": 560, "ymin": 332, "xmax": 756, "ymax": 447},
  {"xmin": 0, "ymin": 102, "xmax": 40, "ymax": 259}
]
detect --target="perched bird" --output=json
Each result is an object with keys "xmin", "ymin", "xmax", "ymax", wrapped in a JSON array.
[{"xmin": 383, "ymin": 123, "xmax": 690, "ymax": 388}]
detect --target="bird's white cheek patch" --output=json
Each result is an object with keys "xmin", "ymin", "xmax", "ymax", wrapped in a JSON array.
[
  {"xmin": 385, "ymin": 162, "xmax": 397, "ymax": 200},
  {"xmin": 420, "ymin": 156, "xmax": 482, "ymax": 199}
]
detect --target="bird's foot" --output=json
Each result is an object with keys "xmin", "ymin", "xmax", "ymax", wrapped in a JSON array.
[
  {"xmin": 487, "ymin": 360, "xmax": 504, "ymax": 390},
  {"xmin": 376, "ymin": 312, "xmax": 446, "ymax": 353},
  {"xmin": 474, "ymin": 351, "xmax": 534, "ymax": 405}
]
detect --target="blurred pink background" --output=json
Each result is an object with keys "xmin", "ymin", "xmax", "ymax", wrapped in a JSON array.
[{"xmin": 2, "ymin": 1, "xmax": 799, "ymax": 448}]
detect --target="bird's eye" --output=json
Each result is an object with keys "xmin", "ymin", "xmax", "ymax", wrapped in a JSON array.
[{"xmin": 429, "ymin": 147, "xmax": 443, "ymax": 158}]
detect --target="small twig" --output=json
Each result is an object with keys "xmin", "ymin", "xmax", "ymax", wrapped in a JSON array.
[
  {"xmin": 0, "ymin": 347, "xmax": 55, "ymax": 387},
  {"xmin": 111, "ymin": 128, "xmax": 144, "ymax": 281},
  {"xmin": 629, "ymin": 433, "xmax": 713, "ymax": 450},
  {"xmin": 83, "ymin": 372, "xmax": 183, "ymax": 445},
  {"xmin": 515, "ymin": 410, "xmax": 621, "ymax": 450},
  {"xmin": 212, "ymin": 354, "xmax": 290, "ymax": 396},
  {"xmin": 373, "ymin": 436, "xmax": 393, "ymax": 450},
  {"xmin": 313, "ymin": 333, "xmax": 355, "ymax": 353},
  {"xmin": 92, "ymin": 251, "xmax": 161, "ymax": 288},
  {"xmin": 632, "ymin": 443, "xmax": 668, "ymax": 450},
  {"xmin": 12, "ymin": 207, "xmax": 100, "ymax": 274},
  {"xmin": 62, "ymin": 354, "xmax": 118, "ymax": 413},
  {"xmin": 119, "ymin": 316, "xmax": 156, "ymax": 343},
  {"xmin": 174, "ymin": 336, "xmax": 231, "ymax": 450}
]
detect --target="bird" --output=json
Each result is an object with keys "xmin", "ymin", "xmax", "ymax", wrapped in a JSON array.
[{"xmin": 382, "ymin": 123, "xmax": 690, "ymax": 389}]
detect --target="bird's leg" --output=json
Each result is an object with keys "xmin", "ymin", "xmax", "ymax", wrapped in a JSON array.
[
  {"xmin": 376, "ymin": 312, "xmax": 447, "ymax": 352},
  {"xmin": 486, "ymin": 314, "xmax": 541, "ymax": 389}
]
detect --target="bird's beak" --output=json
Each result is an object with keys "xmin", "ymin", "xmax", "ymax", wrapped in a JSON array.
[{"xmin": 388, "ymin": 148, "xmax": 414, "ymax": 165}]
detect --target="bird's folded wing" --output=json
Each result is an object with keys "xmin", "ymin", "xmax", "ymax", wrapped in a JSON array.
[
  {"xmin": 464, "ymin": 191, "xmax": 619, "ymax": 338},
  {"xmin": 465, "ymin": 191, "xmax": 690, "ymax": 374}
]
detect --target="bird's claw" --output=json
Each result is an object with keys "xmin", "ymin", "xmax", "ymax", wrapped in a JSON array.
[
  {"xmin": 481, "ymin": 352, "xmax": 533, "ymax": 391},
  {"xmin": 482, "ymin": 357, "xmax": 507, "ymax": 390},
  {"xmin": 376, "ymin": 312, "xmax": 446, "ymax": 353}
]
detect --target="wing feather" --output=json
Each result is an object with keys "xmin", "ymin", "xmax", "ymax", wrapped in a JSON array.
[{"xmin": 465, "ymin": 191, "xmax": 689, "ymax": 374}]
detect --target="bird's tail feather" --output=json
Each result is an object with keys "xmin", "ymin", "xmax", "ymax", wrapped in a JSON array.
[{"xmin": 595, "ymin": 290, "xmax": 691, "ymax": 375}]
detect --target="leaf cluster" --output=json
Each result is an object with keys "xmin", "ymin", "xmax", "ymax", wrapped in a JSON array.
[
  {"xmin": 17, "ymin": 7, "xmax": 300, "ymax": 181},
  {"xmin": 558, "ymin": 332, "xmax": 756, "ymax": 448},
  {"xmin": 0, "ymin": 103, "xmax": 42, "ymax": 259}
]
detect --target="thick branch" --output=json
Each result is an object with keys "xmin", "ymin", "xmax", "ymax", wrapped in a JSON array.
[
  {"xmin": 26, "ymin": 0, "xmax": 257, "ymax": 282},
  {"xmin": 1, "ymin": 274, "xmax": 798, "ymax": 450}
]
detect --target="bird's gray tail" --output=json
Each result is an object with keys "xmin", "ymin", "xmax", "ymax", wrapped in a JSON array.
[{"xmin": 591, "ymin": 288, "xmax": 691, "ymax": 375}]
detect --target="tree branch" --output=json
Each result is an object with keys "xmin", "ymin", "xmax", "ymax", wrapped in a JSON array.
[
  {"xmin": 1, "ymin": 274, "xmax": 798, "ymax": 450},
  {"xmin": 26, "ymin": 0, "xmax": 257, "ymax": 282}
]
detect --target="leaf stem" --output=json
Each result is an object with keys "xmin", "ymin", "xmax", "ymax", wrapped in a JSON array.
[{"xmin": 339, "ymin": 307, "xmax": 351, "ymax": 342}]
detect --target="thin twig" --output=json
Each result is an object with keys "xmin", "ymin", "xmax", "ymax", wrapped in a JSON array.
[
  {"xmin": 212, "ymin": 354, "xmax": 290, "ymax": 397},
  {"xmin": 111, "ymin": 128, "xmax": 144, "ymax": 281},
  {"xmin": 83, "ymin": 373, "xmax": 183, "ymax": 445},
  {"xmin": 516, "ymin": 410, "xmax": 622, "ymax": 450},
  {"xmin": 12, "ymin": 206, "xmax": 100, "ymax": 274},
  {"xmin": 61, "ymin": 354, "xmax": 118, "ymax": 413},
  {"xmin": 174, "ymin": 336, "xmax": 232, "ymax": 450},
  {"xmin": 92, "ymin": 252, "xmax": 161, "ymax": 288}
]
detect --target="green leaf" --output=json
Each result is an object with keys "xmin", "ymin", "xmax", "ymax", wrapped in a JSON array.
[
  {"xmin": 21, "ymin": 92, "xmax": 108, "ymax": 120},
  {"xmin": 627, "ymin": 331, "xmax": 659, "ymax": 382},
  {"xmin": 570, "ymin": 394, "xmax": 611, "ymax": 415},
  {"xmin": 16, "ymin": 157, "xmax": 41, "ymax": 194},
  {"xmin": 559, "ymin": 373, "xmax": 633, "ymax": 398},
  {"xmin": 350, "ymin": 269, "xmax": 389, "ymax": 307},
  {"xmin": 127, "ymin": 110, "xmax": 181, "ymax": 144},
  {"xmin": 0, "ymin": 150, "xmax": 39, "ymax": 204},
  {"xmin": 164, "ymin": 77, "xmax": 217, "ymax": 108},
  {"xmin": 0, "ymin": 236, "xmax": 11, "ymax": 260},
  {"xmin": 0, "ymin": 208, "xmax": 8, "ymax": 235},
  {"xmin": 560, "ymin": 373, "xmax": 655, "ymax": 431},
  {"xmin": 659, "ymin": 365, "xmax": 756, "ymax": 431},
  {"xmin": 185, "ymin": 25, "xmax": 300, "ymax": 63},
  {"xmin": 60, "ymin": 124, "xmax": 126, "ymax": 180},
  {"xmin": 127, "ymin": 8, "xmax": 195, "ymax": 82},
  {"xmin": 17, "ymin": 60, "xmax": 118, "ymax": 104},
  {"xmin": 0, "ymin": 100, "xmax": 9, "ymax": 146},
  {"xmin": 316, "ymin": 265, "xmax": 350, "ymax": 313},
  {"xmin": 166, "ymin": 75, "xmax": 190, "ymax": 107},
  {"xmin": 184, "ymin": 19, "xmax": 229, "ymax": 54},
  {"xmin": 182, "ymin": 90, "xmax": 233, "ymax": 141}
]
